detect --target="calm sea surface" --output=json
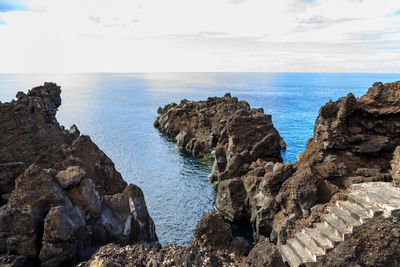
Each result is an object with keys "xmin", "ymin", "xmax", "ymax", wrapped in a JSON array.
[{"xmin": 0, "ymin": 73, "xmax": 399, "ymax": 245}]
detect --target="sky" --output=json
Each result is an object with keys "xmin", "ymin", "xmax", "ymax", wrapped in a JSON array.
[{"xmin": 0, "ymin": 0, "xmax": 399, "ymax": 73}]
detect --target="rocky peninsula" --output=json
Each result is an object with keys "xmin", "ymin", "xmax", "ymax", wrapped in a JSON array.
[{"xmin": 2, "ymin": 81, "xmax": 400, "ymax": 266}]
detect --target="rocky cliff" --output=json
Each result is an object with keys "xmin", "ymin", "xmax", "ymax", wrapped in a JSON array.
[
  {"xmin": 260, "ymin": 81, "xmax": 400, "ymax": 244},
  {"xmin": 0, "ymin": 83, "xmax": 158, "ymax": 266}
]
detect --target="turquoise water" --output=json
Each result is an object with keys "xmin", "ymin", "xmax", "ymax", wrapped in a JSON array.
[{"xmin": 0, "ymin": 72, "xmax": 399, "ymax": 245}]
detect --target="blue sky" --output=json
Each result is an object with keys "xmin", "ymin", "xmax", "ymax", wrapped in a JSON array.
[{"xmin": 0, "ymin": 0, "xmax": 399, "ymax": 73}]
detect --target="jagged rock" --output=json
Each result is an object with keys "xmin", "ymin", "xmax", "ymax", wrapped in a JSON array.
[
  {"xmin": 193, "ymin": 211, "xmax": 232, "ymax": 248},
  {"xmin": 80, "ymin": 212, "xmax": 247, "ymax": 267},
  {"xmin": 67, "ymin": 178, "xmax": 102, "ymax": 218},
  {"xmin": 391, "ymin": 146, "xmax": 400, "ymax": 187},
  {"xmin": 215, "ymin": 178, "xmax": 247, "ymax": 222},
  {"xmin": 56, "ymin": 165, "xmax": 86, "ymax": 189},
  {"xmin": 0, "ymin": 84, "xmax": 158, "ymax": 266},
  {"xmin": 7, "ymin": 164, "xmax": 72, "ymax": 211},
  {"xmin": 103, "ymin": 184, "xmax": 158, "ymax": 244},
  {"xmin": 39, "ymin": 205, "xmax": 87, "ymax": 266},
  {"xmin": 0, "ymin": 206, "xmax": 42, "ymax": 258},
  {"xmin": 155, "ymin": 94, "xmax": 283, "ymax": 229},
  {"xmin": 241, "ymin": 237, "xmax": 285, "ymax": 267},
  {"xmin": 66, "ymin": 135, "xmax": 127, "ymax": 195},
  {"xmin": 248, "ymin": 81, "xmax": 400, "ymax": 244},
  {"xmin": 0, "ymin": 83, "xmax": 126, "ymax": 205}
]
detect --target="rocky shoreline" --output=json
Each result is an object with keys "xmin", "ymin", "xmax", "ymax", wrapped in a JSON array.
[{"xmin": 2, "ymin": 81, "xmax": 400, "ymax": 266}]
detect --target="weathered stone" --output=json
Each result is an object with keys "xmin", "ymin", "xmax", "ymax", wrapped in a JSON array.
[
  {"xmin": 391, "ymin": 146, "xmax": 400, "ymax": 187},
  {"xmin": 56, "ymin": 166, "xmax": 86, "ymax": 189},
  {"xmin": 103, "ymin": 184, "xmax": 158, "ymax": 244},
  {"xmin": 0, "ymin": 207, "xmax": 41, "ymax": 258},
  {"xmin": 215, "ymin": 178, "xmax": 247, "ymax": 222},
  {"xmin": 7, "ymin": 164, "xmax": 72, "ymax": 211},
  {"xmin": 67, "ymin": 178, "xmax": 102, "ymax": 218},
  {"xmin": 193, "ymin": 211, "xmax": 232, "ymax": 248},
  {"xmin": 39, "ymin": 205, "xmax": 87, "ymax": 266},
  {"xmin": 241, "ymin": 237, "xmax": 285, "ymax": 267}
]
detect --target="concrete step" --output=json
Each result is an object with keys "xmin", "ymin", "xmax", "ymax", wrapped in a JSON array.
[
  {"xmin": 315, "ymin": 222, "xmax": 342, "ymax": 246},
  {"xmin": 322, "ymin": 214, "xmax": 352, "ymax": 240},
  {"xmin": 337, "ymin": 200, "xmax": 371, "ymax": 223},
  {"xmin": 279, "ymin": 243, "xmax": 302, "ymax": 267},
  {"xmin": 328, "ymin": 206, "xmax": 361, "ymax": 229},
  {"xmin": 295, "ymin": 231, "xmax": 325, "ymax": 262},
  {"xmin": 303, "ymin": 228, "xmax": 333, "ymax": 253},
  {"xmin": 360, "ymin": 190, "xmax": 400, "ymax": 218},
  {"xmin": 287, "ymin": 239, "xmax": 316, "ymax": 265},
  {"xmin": 349, "ymin": 182, "xmax": 400, "ymax": 218},
  {"xmin": 347, "ymin": 193, "xmax": 383, "ymax": 217}
]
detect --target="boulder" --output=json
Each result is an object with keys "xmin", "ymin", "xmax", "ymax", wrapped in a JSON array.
[
  {"xmin": 56, "ymin": 166, "xmax": 86, "ymax": 189},
  {"xmin": 39, "ymin": 205, "xmax": 87, "ymax": 266},
  {"xmin": 193, "ymin": 211, "xmax": 232, "ymax": 248},
  {"xmin": 241, "ymin": 237, "xmax": 285, "ymax": 267}
]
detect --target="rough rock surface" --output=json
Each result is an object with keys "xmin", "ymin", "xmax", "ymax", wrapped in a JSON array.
[
  {"xmin": 155, "ymin": 94, "xmax": 284, "ymax": 224},
  {"xmin": 391, "ymin": 146, "xmax": 400, "ymax": 187},
  {"xmin": 248, "ymin": 81, "xmax": 400, "ymax": 244},
  {"xmin": 0, "ymin": 83, "xmax": 158, "ymax": 266},
  {"xmin": 322, "ymin": 216, "xmax": 400, "ymax": 266},
  {"xmin": 79, "ymin": 212, "xmax": 259, "ymax": 267},
  {"xmin": 241, "ymin": 237, "xmax": 285, "ymax": 267}
]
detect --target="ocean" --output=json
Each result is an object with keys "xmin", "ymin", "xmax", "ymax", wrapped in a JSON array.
[{"xmin": 0, "ymin": 72, "xmax": 399, "ymax": 245}]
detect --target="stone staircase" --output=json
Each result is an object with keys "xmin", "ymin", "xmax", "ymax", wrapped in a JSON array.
[{"xmin": 278, "ymin": 182, "xmax": 400, "ymax": 267}]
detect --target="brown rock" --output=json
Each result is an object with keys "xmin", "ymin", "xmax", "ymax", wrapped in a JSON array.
[
  {"xmin": 56, "ymin": 165, "xmax": 86, "ymax": 189},
  {"xmin": 7, "ymin": 164, "xmax": 72, "ymax": 211},
  {"xmin": 241, "ymin": 237, "xmax": 285, "ymax": 267},
  {"xmin": 391, "ymin": 146, "xmax": 400, "ymax": 187},
  {"xmin": 39, "ymin": 205, "xmax": 87, "ymax": 266},
  {"xmin": 215, "ymin": 178, "xmax": 247, "ymax": 222},
  {"xmin": 193, "ymin": 211, "xmax": 232, "ymax": 248}
]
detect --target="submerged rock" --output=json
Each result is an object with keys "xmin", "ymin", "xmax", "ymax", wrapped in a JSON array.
[{"xmin": 0, "ymin": 83, "xmax": 158, "ymax": 266}]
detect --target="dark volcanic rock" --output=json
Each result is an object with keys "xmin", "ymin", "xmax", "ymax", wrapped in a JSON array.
[
  {"xmin": 0, "ymin": 83, "xmax": 158, "ymax": 266},
  {"xmin": 241, "ymin": 237, "xmax": 285, "ymax": 267},
  {"xmin": 322, "ymin": 216, "xmax": 400, "ymax": 266},
  {"xmin": 391, "ymin": 146, "xmax": 400, "ymax": 187},
  {"xmin": 80, "ymin": 212, "xmax": 248, "ymax": 267},
  {"xmin": 247, "ymin": 81, "xmax": 400, "ymax": 244},
  {"xmin": 155, "ymin": 94, "xmax": 284, "ymax": 226}
]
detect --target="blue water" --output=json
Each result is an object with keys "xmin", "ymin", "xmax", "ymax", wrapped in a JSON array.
[{"xmin": 0, "ymin": 72, "xmax": 399, "ymax": 245}]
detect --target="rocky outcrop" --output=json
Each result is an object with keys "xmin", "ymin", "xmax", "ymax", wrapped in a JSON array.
[
  {"xmin": 0, "ymin": 83, "xmax": 158, "ymax": 266},
  {"xmin": 80, "ymin": 211, "xmax": 252, "ymax": 267},
  {"xmin": 155, "ymin": 94, "xmax": 284, "ymax": 225},
  {"xmin": 245, "ymin": 81, "xmax": 400, "ymax": 244}
]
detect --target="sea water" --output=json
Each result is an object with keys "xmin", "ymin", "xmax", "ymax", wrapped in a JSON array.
[{"xmin": 0, "ymin": 72, "xmax": 398, "ymax": 245}]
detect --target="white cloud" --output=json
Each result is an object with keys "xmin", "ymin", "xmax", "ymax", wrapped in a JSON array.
[{"xmin": 0, "ymin": 0, "xmax": 399, "ymax": 72}]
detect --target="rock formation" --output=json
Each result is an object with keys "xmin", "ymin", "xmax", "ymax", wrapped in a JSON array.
[
  {"xmin": 153, "ymin": 81, "xmax": 400, "ymax": 266},
  {"xmin": 155, "ymin": 94, "xmax": 285, "ymax": 224},
  {"xmin": 261, "ymin": 81, "xmax": 400, "ymax": 244},
  {"xmin": 80, "ymin": 211, "xmax": 286, "ymax": 267},
  {"xmin": 0, "ymin": 83, "xmax": 158, "ymax": 266}
]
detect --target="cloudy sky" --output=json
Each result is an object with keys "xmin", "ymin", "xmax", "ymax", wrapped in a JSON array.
[{"xmin": 0, "ymin": 0, "xmax": 399, "ymax": 73}]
